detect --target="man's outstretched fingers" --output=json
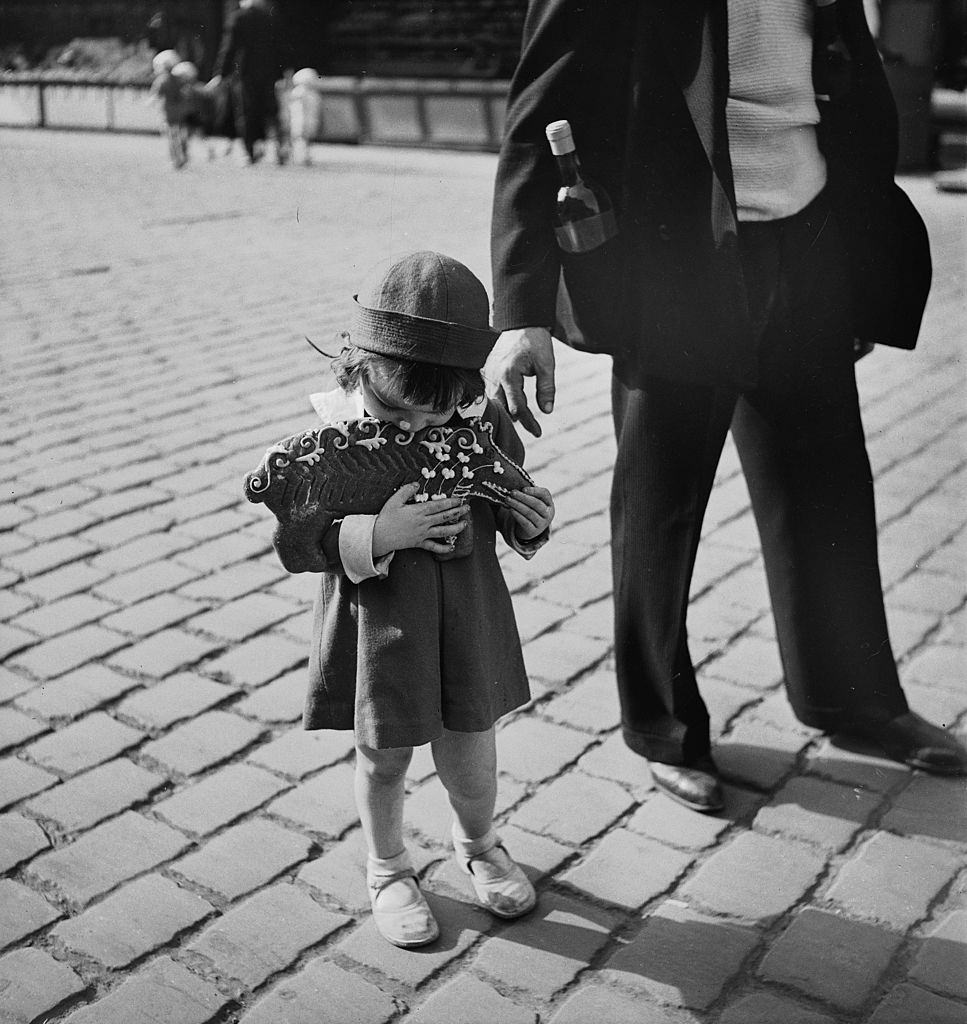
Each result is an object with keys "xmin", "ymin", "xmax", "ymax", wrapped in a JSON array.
[
  {"xmin": 487, "ymin": 378, "xmax": 510, "ymax": 411},
  {"xmin": 535, "ymin": 346, "xmax": 557, "ymax": 415},
  {"xmin": 504, "ymin": 374, "xmax": 540, "ymax": 436}
]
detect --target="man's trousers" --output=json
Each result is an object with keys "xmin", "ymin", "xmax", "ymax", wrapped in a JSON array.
[
  {"xmin": 610, "ymin": 190, "xmax": 909, "ymax": 766},
  {"xmin": 233, "ymin": 76, "xmax": 280, "ymax": 161}
]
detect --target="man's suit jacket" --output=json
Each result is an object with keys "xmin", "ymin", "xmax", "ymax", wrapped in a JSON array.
[
  {"xmin": 215, "ymin": 3, "xmax": 282, "ymax": 86},
  {"xmin": 490, "ymin": 0, "xmax": 931, "ymax": 388}
]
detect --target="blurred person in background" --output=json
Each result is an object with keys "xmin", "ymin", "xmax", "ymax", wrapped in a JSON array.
[
  {"xmin": 211, "ymin": 0, "xmax": 289, "ymax": 164},
  {"xmin": 149, "ymin": 48, "xmax": 189, "ymax": 169}
]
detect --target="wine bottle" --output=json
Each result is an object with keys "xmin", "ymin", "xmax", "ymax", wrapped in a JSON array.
[
  {"xmin": 545, "ymin": 120, "xmax": 617, "ymax": 254},
  {"xmin": 812, "ymin": 0, "xmax": 852, "ymax": 102}
]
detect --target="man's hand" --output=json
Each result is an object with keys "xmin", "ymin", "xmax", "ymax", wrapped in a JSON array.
[
  {"xmin": 372, "ymin": 483, "xmax": 469, "ymax": 557},
  {"xmin": 485, "ymin": 326, "xmax": 556, "ymax": 437}
]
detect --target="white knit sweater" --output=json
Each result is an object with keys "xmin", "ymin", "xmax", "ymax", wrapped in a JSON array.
[{"xmin": 727, "ymin": 0, "xmax": 827, "ymax": 221}]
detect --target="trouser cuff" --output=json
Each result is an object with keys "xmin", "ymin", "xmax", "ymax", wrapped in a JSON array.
[
  {"xmin": 793, "ymin": 699, "xmax": 909, "ymax": 733},
  {"xmin": 622, "ymin": 725, "xmax": 710, "ymax": 767}
]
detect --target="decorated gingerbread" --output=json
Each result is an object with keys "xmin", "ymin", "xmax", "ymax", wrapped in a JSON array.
[{"xmin": 245, "ymin": 414, "xmax": 533, "ymax": 533}]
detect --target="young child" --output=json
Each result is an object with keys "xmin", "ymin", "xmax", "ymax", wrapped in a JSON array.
[
  {"xmin": 174, "ymin": 63, "xmax": 228, "ymax": 163},
  {"xmin": 277, "ymin": 251, "xmax": 555, "ymax": 948},
  {"xmin": 149, "ymin": 49, "xmax": 189, "ymax": 169},
  {"xmin": 286, "ymin": 67, "xmax": 321, "ymax": 166}
]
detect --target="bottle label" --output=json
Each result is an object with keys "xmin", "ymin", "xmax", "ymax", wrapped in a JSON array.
[{"xmin": 555, "ymin": 210, "xmax": 618, "ymax": 253}]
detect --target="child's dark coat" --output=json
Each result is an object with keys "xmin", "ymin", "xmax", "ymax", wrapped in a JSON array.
[{"xmin": 284, "ymin": 398, "xmax": 545, "ymax": 749}]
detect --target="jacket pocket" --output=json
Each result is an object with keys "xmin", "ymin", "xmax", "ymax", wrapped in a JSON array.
[{"xmin": 554, "ymin": 236, "xmax": 627, "ymax": 356}]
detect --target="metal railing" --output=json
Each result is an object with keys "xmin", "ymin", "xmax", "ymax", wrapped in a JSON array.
[{"xmin": 0, "ymin": 73, "xmax": 510, "ymax": 150}]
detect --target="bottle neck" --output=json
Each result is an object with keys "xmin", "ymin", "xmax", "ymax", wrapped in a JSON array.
[{"xmin": 554, "ymin": 150, "xmax": 582, "ymax": 187}]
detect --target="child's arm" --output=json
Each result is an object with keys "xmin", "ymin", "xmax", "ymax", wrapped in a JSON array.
[
  {"xmin": 481, "ymin": 400, "xmax": 554, "ymax": 556},
  {"xmin": 273, "ymin": 516, "xmax": 344, "ymax": 574},
  {"xmin": 273, "ymin": 515, "xmax": 391, "ymax": 580},
  {"xmin": 273, "ymin": 486, "xmax": 469, "ymax": 579},
  {"xmin": 503, "ymin": 486, "xmax": 555, "ymax": 546}
]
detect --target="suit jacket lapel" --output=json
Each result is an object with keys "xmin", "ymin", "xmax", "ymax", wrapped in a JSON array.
[
  {"xmin": 656, "ymin": 4, "xmax": 714, "ymax": 161},
  {"xmin": 655, "ymin": 0, "xmax": 737, "ymax": 245}
]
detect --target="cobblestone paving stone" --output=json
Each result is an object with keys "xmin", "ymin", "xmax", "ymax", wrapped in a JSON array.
[{"xmin": 0, "ymin": 129, "xmax": 965, "ymax": 1023}]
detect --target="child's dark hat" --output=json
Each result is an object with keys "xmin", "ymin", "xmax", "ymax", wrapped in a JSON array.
[{"xmin": 351, "ymin": 251, "xmax": 498, "ymax": 370}]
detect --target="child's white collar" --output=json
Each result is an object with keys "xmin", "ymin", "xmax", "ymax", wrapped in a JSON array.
[
  {"xmin": 309, "ymin": 388, "xmax": 364, "ymax": 422},
  {"xmin": 308, "ymin": 388, "xmax": 485, "ymax": 423}
]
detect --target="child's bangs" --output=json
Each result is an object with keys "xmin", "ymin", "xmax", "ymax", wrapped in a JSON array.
[
  {"xmin": 391, "ymin": 361, "xmax": 484, "ymax": 412},
  {"xmin": 333, "ymin": 344, "xmax": 484, "ymax": 411}
]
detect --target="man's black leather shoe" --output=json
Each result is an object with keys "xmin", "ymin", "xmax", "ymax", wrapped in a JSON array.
[
  {"xmin": 649, "ymin": 756, "xmax": 724, "ymax": 813},
  {"xmin": 844, "ymin": 711, "xmax": 967, "ymax": 775}
]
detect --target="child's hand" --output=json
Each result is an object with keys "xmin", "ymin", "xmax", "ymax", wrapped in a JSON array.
[
  {"xmin": 506, "ymin": 486, "xmax": 555, "ymax": 541},
  {"xmin": 372, "ymin": 482, "xmax": 470, "ymax": 557}
]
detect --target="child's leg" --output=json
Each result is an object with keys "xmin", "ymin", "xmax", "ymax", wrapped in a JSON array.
[
  {"xmin": 432, "ymin": 727, "xmax": 536, "ymax": 918},
  {"xmin": 167, "ymin": 124, "xmax": 188, "ymax": 168},
  {"xmin": 355, "ymin": 742, "xmax": 438, "ymax": 948},
  {"xmin": 164, "ymin": 123, "xmax": 183, "ymax": 168},
  {"xmin": 272, "ymin": 112, "xmax": 289, "ymax": 165},
  {"xmin": 290, "ymin": 100, "xmax": 311, "ymax": 165},
  {"xmin": 430, "ymin": 726, "xmax": 497, "ymax": 843},
  {"xmin": 354, "ymin": 741, "xmax": 411, "ymax": 859}
]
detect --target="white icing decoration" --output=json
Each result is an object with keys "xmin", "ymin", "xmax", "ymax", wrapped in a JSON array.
[
  {"xmin": 354, "ymin": 421, "xmax": 391, "ymax": 451},
  {"xmin": 294, "ymin": 434, "xmax": 326, "ymax": 467}
]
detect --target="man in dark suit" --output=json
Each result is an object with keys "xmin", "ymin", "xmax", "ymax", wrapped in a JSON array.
[
  {"xmin": 213, "ymin": 0, "xmax": 286, "ymax": 163},
  {"xmin": 489, "ymin": 0, "xmax": 967, "ymax": 811}
]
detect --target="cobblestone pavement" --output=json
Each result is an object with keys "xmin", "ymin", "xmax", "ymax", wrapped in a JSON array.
[{"xmin": 1, "ymin": 128, "xmax": 965, "ymax": 1024}]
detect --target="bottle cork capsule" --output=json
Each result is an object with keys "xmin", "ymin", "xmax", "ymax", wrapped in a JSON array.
[{"xmin": 545, "ymin": 120, "xmax": 575, "ymax": 155}]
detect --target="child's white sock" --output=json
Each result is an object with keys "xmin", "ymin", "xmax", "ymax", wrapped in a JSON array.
[
  {"xmin": 367, "ymin": 849, "xmax": 417, "ymax": 911},
  {"xmin": 451, "ymin": 824, "xmax": 498, "ymax": 861},
  {"xmin": 367, "ymin": 848, "xmax": 412, "ymax": 881}
]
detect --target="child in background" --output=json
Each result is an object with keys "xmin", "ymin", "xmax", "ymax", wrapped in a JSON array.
[
  {"xmin": 174, "ymin": 62, "xmax": 226, "ymax": 162},
  {"xmin": 149, "ymin": 49, "xmax": 190, "ymax": 168},
  {"xmin": 287, "ymin": 67, "xmax": 321, "ymax": 165},
  {"xmin": 170, "ymin": 61, "xmax": 205, "ymax": 162},
  {"xmin": 276, "ymin": 251, "xmax": 555, "ymax": 948}
]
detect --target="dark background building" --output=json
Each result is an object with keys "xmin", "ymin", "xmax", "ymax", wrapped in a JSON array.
[
  {"xmin": 0, "ymin": 0, "xmax": 962, "ymax": 169},
  {"xmin": 0, "ymin": 0, "xmax": 962, "ymax": 84},
  {"xmin": 0, "ymin": 0, "xmax": 527, "ymax": 79}
]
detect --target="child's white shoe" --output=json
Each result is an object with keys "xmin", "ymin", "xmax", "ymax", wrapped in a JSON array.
[
  {"xmin": 368, "ymin": 865, "xmax": 439, "ymax": 948},
  {"xmin": 455, "ymin": 835, "xmax": 536, "ymax": 919}
]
